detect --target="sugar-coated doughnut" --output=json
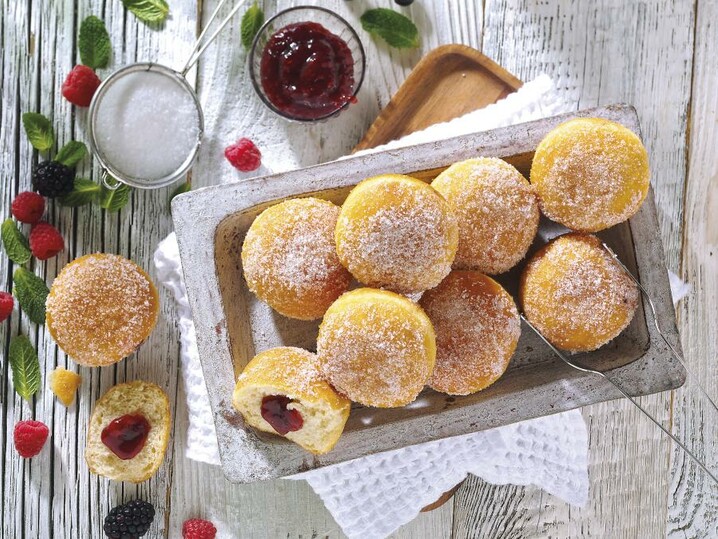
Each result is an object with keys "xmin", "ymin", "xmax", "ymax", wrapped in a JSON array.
[
  {"xmin": 520, "ymin": 233, "xmax": 639, "ymax": 352},
  {"xmin": 335, "ymin": 174, "xmax": 458, "ymax": 293},
  {"xmin": 317, "ymin": 288, "xmax": 436, "ymax": 408},
  {"xmin": 46, "ymin": 254, "xmax": 159, "ymax": 366},
  {"xmin": 242, "ymin": 197, "xmax": 352, "ymax": 320},
  {"xmin": 530, "ymin": 118, "xmax": 650, "ymax": 232},
  {"xmin": 232, "ymin": 347, "xmax": 351, "ymax": 454},
  {"xmin": 432, "ymin": 158, "xmax": 539, "ymax": 274},
  {"xmin": 420, "ymin": 271, "xmax": 520, "ymax": 395}
]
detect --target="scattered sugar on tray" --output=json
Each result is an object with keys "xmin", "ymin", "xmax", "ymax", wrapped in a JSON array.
[{"xmin": 93, "ymin": 70, "xmax": 200, "ymax": 180}]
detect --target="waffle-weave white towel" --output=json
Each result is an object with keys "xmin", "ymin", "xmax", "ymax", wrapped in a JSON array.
[{"xmin": 154, "ymin": 75, "xmax": 591, "ymax": 539}]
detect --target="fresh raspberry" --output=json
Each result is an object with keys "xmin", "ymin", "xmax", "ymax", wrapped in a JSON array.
[
  {"xmin": 224, "ymin": 138, "xmax": 262, "ymax": 172},
  {"xmin": 29, "ymin": 222, "xmax": 65, "ymax": 260},
  {"xmin": 0, "ymin": 292, "xmax": 13, "ymax": 323},
  {"xmin": 182, "ymin": 518, "xmax": 217, "ymax": 539},
  {"xmin": 12, "ymin": 192, "xmax": 46, "ymax": 224},
  {"xmin": 14, "ymin": 420, "xmax": 50, "ymax": 458},
  {"xmin": 62, "ymin": 65, "xmax": 101, "ymax": 107}
]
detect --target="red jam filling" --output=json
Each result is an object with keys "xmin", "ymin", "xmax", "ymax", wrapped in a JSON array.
[
  {"xmin": 101, "ymin": 414, "xmax": 151, "ymax": 460},
  {"xmin": 261, "ymin": 395, "xmax": 304, "ymax": 435},
  {"xmin": 260, "ymin": 21, "xmax": 356, "ymax": 120}
]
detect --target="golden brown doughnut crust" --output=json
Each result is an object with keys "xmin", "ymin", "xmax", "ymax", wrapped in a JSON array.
[
  {"xmin": 242, "ymin": 197, "xmax": 352, "ymax": 320},
  {"xmin": 46, "ymin": 254, "xmax": 159, "ymax": 366},
  {"xmin": 519, "ymin": 233, "xmax": 639, "ymax": 352},
  {"xmin": 317, "ymin": 288, "xmax": 436, "ymax": 408},
  {"xmin": 420, "ymin": 271, "xmax": 520, "ymax": 395},
  {"xmin": 530, "ymin": 118, "xmax": 650, "ymax": 232},
  {"xmin": 432, "ymin": 158, "xmax": 539, "ymax": 274},
  {"xmin": 335, "ymin": 174, "xmax": 458, "ymax": 294}
]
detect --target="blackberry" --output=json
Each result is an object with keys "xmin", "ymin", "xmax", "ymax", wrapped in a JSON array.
[
  {"xmin": 32, "ymin": 161, "xmax": 75, "ymax": 198},
  {"xmin": 395, "ymin": 0, "xmax": 415, "ymax": 5},
  {"xmin": 103, "ymin": 499, "xmax": 155, "ymax": 539}
]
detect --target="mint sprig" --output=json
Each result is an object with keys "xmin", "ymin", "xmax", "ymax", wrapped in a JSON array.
[
  {"xmin": 122, "ymin": 0, "xmax": 170, "ymax": 24},
  {"xmin": 360, "ymin": 8, "xmax": 420, "ymax": 49},
  {"xmin": 9, "ymin": 335, "xmax": 41, "ymax": 401},
  {"xmin": 79, "ymin": 15, "xmax": 111, "ymax": 69},
  {"xmin": 100, "ymin": 181, "xmax": 132, "ymax": 212},
  {"xmin": 55, "ymin": 141, "xmax": 88, "ymax": 168},
  {"xmin": 1, "ymin": 219, "xmax": 32, "ymax": 265},
  {"xmin": 241, "ymin": 2, "xmax": 264, "ymax": 50},
  {"xmin": 58, "ymin": 178, "xmax": 101, "ymax": 207},
  {"xmin": 13, "ymin": 268, "xmax": 50, "ymax": 325},
  {"xmin": 22, "ymin": 113, "xmax": 55, "ymax": 151}
]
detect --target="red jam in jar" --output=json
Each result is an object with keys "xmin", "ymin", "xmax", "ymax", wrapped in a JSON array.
[
  {"xmin": 261, "ymin": 395, "xmax": 304, "ymax": 435},
  {"xmin": 101, "ymin": 414, "xmax": 151, "ymax": 460},
  {"xmin": 260, "ymin": 22, "xmax": 356, "ymax": 120}
]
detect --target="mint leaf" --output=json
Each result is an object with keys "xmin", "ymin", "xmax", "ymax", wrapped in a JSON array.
[
  {"xmin": 22, "ymin": 113, "xmax": 55, "ymax": 151},
  {"xmin": 58, "ymin": 178, "xmax": 101, "ymax": 207},
  {"xmin": 360, "ymin": 8, "xmax": 419, "ymax": 49},
  {"xmin": 79, "ymin": 15, "xmax": 111, "ymax": 69},
  {"xmin": 13, "ymin": 267, "xmax": 49, "ymax": 325},
  {"xmin": 241, "ymin": 2, "xmax": 264, "ymax": 50},
  {"xmin": 100, "ymin": 181, "xmax": 132, "ymax": 212},
  {"xmin": 9, "ymin": 335, "xmax": 41, "ymax": 401},
  {"xmin": 122, "ymin": 0, "xmax": 170, "ymax": 24},
  {"xmin": 168, "ymin": 181, "xmax": 191, "ymax": 211},
  {"xmin": 55, "ymin": 141, "xmax": 87, "ymax": 168},
  {"xmin": 1, "ymin": 219, "xmax": 32, "ymax": 265}
]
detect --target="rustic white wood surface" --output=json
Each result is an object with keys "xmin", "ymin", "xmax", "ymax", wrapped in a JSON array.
[{"xmin": 1, "ymin": 0, "xmax": 715, "ymax": 538}]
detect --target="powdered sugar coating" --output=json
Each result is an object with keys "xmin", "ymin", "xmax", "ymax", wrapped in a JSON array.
[
  {"xmin": 242, "ymin": 198, "xmax": 352, "ymax": 320},
  {"xmin": 317, "ymin": 288, "xmax": 436, "ymax": 408},
  {"xmin": 420, "ymin": 271, "xmax": 520, "ymax": 395},
  {"xmin": 432, "ymin": 158, "xmax": 539, "ymax": 274},
  {"xmin": 46, "ymin": 254, "xmax": 159, "ymax": 366},
  {"xmin": 520, "ymin": 233, "xmax": 640, "ymax": 352},
  {"xmin": 530, "ymin": 118, "xmax": 650, "ymax": 232},
  {"xmin": 335, "ymin": 175, "xmax": 458, "ymax": 294}
]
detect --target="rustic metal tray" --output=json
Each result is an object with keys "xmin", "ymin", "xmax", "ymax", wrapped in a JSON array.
[{"xmin": 172, "ymin": 104, "xmax": 685, "ymax": 483}]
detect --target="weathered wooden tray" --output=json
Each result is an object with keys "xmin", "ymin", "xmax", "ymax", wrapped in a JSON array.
[{"xmin": 172, "ymin": 104, "xmax": 685, "ymax": 483}]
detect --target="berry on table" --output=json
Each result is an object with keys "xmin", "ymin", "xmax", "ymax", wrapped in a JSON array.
[
  {"xmin": 182, "ymin": 518, "xmax": 217, "ymax": 539},
  {"xmin": 62, "ymin": 65, "xmax": 101, "ymax": 107},
  {"xmin": 395, "ymin": 0, "xmax": 415, "ymax": 5},
  {"xmin": 13, "ymin": 420, "xmax": 50, "ymax": 458},
  {"xmin": 32, "ymin": 161, "xmax": 75, "ymax": 198},
  {"xmin": 0, "ymin": 292, "xmax": 14, "ymax": 323},
  {"xmin": 103, "ymin": 499, "xmax": 155, "ymax": 539},
  {"xmin": 29, "ymin": 222, "xmax": 65, "ymax": 260},
  {"xmin": 225, "ymin": 138, "xmax": 262, "ymax": 172},
  {"xmin": 11, "ymin": 192, "xmax": 45, "ymax": 224}
]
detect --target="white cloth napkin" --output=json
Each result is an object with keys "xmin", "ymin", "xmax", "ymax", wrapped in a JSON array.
[{"xmin": 155, "ymin": 75, "xmax": 589, "ymax": 539}]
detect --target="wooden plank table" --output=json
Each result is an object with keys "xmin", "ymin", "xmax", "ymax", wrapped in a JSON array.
[{"xmin": 1, "ymin": 1, "xmax": 716, "ymax": 537}]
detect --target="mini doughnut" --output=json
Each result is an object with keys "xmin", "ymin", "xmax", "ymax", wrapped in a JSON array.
[
  {"xmin": 46, "ymin": 254, "xmax": 159, "ymax": 367},
  {"xmin": 335, "ymin": 174, "xmax": 458, "ymax": 293},
  {"xmin": 317, "ymin": 288, "xmax": 436, "ymax": 408},
  {"xmin": 233, "ymin": 347, "xmax": 351, "ymax": 454},
  {"xmin": 530, "ymin": 118, "xmax": 650, "ymax": 232},
  {"xmin": 520, "ymin": 233, "xmax": 640, "ymax": 352},
  {"xmin": 432, "ymin": 158, "xmax": 539, "ymax": 274},
  {"xmin": 419, "ymin": 271, "xmax": 520, "ymax": 395},
  {"xmin": 242, "ymin": 197, "xmax": 352, "ymax": 320}
]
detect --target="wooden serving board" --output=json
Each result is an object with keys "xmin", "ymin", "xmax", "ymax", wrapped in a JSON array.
[{"xmin": 354, "ymin": 44, "xmax": 523, "ymax": 151}]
